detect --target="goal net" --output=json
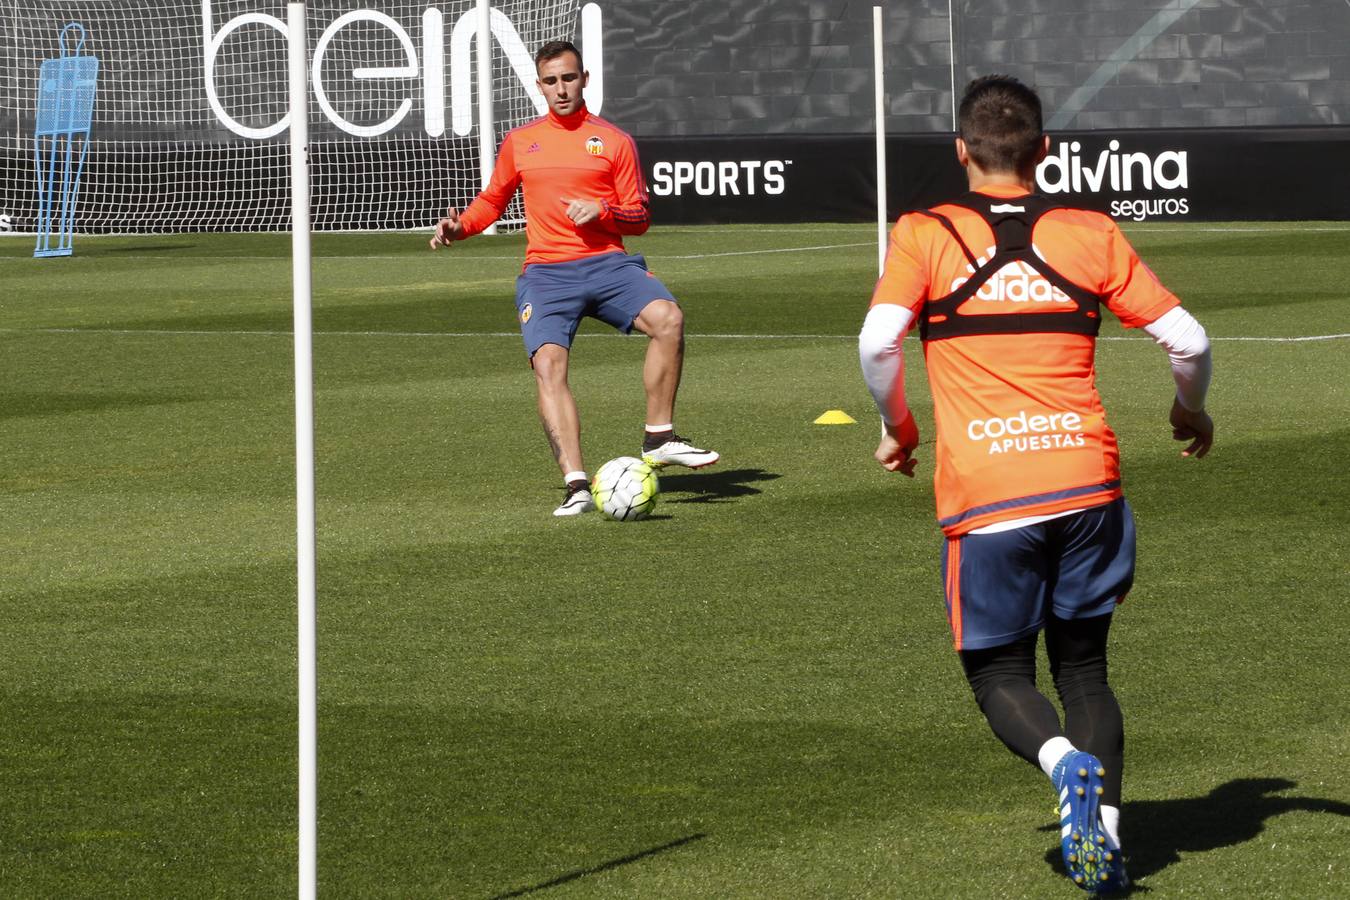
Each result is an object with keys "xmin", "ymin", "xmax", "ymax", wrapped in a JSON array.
[{"xmin": 1, "ymin": 0, "xmax": 582, "ymax": 233}]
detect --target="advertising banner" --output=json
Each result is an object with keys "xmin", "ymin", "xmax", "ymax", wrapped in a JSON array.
[{"xmin": 639, "ymin": 128, "xmax": 1350, "ymax": 225}]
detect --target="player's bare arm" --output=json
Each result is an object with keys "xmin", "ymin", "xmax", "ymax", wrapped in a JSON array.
[
  {"xmin": 560, "ymin": 197, "xmax": 603, "ymax": 226},
  {"xmin": 429, "ymin": 207, "xmax": 464, "ymax": 250}
]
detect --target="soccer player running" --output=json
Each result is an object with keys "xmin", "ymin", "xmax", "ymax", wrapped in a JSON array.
[
  {"xmin": 430, "ymin": 40, "xmax": 718, "ymax": 516},
  {"xmin": 859, "ymin": 76, "xmax": 1213, "ymax": 892}
]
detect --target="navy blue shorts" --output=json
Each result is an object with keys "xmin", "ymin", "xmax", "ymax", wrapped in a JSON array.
[
  {"xmin": 513, "ymin": 252, "xmax": 675, "ymax": 356},
  {"xmin": 940, "ymin": 498, "xmax": 1136, "ymax": 651}
]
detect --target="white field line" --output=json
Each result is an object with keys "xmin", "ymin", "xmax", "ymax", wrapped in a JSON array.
[
  {"xmin": 662, "ymin": 225, "xmax": 1350, "ymax": 235},
  {"xmin": 663, "ymin": 242, "xmax": 873, "ymax": 259},
  {"xmin": 2, "ymin": 223, "xmax": 1348, "ymax": 252},
  {"xmin": 2, "ymin": 224, "xmax": 1347, "ymax": 263},
  {"xmin": 0, "ymin": 254, "xmax": 516, "ymax": 261},
  {"xmin": 1125, "ymin": 226, "xmax": 1350, "ymax": 233},
  {"xmin": 0, "ymin": 242, "xmax": 869, "ymax": 264},
  {"xmin": 3, "ymin": 327, "xmax": 1347, "ymax": 343}
]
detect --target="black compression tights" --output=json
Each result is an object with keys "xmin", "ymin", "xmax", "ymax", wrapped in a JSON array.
[{"xmin": 958, "ymin": 614, "xmax": 1124, "ymax": 807}]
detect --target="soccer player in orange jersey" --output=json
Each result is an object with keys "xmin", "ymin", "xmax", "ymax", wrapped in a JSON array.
[
  {"xmin": 859, "ymin": 76, "xmax": 1214, "ymax": 892},
  {"xmin": 430, "ymin": 41, "xmax": 717, "ymax": 516}
]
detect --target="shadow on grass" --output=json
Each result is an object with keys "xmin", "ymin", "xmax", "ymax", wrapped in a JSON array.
[
  {"xmin": 116, "ymin": 295, "xmax": 498, "ymax": 337},
  {"xmin": 1041, "ymin": 778, "xmax": 1350, "ymax": 890},
  {"xmin": 1138, "ymin": 231, "xmax": 1350, "ymax": 261},
  {"xmin": 489, "ymin": 833, "xmax": 706, "ymax": 898},
  {"xmin": 660, "ymin": 467, "xmax": 780, "ymax": 503},
  {"xmin": 0, "ymin": 390, "xmax": 201, "ymax": 420},
  {"xmin": 1174, "ymin": 288, "xmax": 1346, "ymax": 313},
  {"xmin": 98, "ymin": 243, "xmax": 200, "ymax": 254}
]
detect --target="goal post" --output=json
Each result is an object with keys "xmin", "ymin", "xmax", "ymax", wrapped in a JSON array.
[
  {"xmin": 1, "ymin": 0, "xmax": 583, "ymax": 234},
  {"xmin": 287, "ymin": 2, "xmax": 316, "ymax": 897},
  {"xmin": 873, "ymin": 5, "xmax": 886, "ymax": 276}
]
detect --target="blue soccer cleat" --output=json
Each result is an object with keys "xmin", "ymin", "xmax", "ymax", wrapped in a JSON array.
[{"xmin": 1053, "ymin": 751, "xmax": 1129, "ymax": 893}]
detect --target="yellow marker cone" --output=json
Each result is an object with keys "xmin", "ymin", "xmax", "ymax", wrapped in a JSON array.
[{"xmin": 814, "ymin": 409, "xmax": 856, "ymax": 425}]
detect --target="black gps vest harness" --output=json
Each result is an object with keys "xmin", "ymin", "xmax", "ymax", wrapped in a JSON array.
[{"xmin": 914, "ymin": 192, "xmax": 1104, "ymax": 342}]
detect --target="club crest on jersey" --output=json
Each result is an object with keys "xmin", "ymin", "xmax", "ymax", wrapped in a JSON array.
[
  {"xmin": 585, "ymin": 136, "xmax": 604, "ymax": 156},
  {"xmin": 520, "ymin": 303, "xmax": 532, "ymax": 324}
]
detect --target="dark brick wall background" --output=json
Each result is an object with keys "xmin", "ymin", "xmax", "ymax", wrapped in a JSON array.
[{"xmin": 590, "ymin": 0, "xmax": 1350, "ymax": 136}]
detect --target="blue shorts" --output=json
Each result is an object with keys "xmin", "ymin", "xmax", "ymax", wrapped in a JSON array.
[
  {"xmin": 513, "ymin": 252, "xmax": 675, "ymax": 356},
  {"xmin": 940, "ymin": 498, "xmax": 1136, "ymax": 651}
]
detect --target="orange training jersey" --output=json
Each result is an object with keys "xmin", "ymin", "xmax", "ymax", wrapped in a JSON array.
[
  {"xmin": 457, "ymin": 104, "xmax": 651, "ymax": 266},
  {"xmin": 871, "ymin": 184, "xmax": 1179, "ymax": 536}
]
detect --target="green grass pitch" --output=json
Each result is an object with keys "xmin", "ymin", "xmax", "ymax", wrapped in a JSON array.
[{"xmin": 1, "ymin": 222, "xmax": 1347, "ymax": 897}]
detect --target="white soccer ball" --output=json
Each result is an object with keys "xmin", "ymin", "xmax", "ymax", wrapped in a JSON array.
[{"xmin": 592, "ymin": 456, "xmax": 659, "ymax": 521}]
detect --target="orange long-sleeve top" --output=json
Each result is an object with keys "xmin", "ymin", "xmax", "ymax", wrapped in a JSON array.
[{"xmin": 457, "ymin": 104, "xmax": 652, "ymax": 267}]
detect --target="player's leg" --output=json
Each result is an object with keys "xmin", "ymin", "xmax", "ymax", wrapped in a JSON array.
[
  {"xmin": 1045, "ymin": 613, "xmax": 1123, "ymax": 842},
  {"xmin": 1042, "ymin": 498, "xmax": 1136, "ymax": 890},
  {"xmin": 516, "ymin": 265, "xmax": 593, "ymax": 515},
  {"xmin": 959, "ymin": 634, "xmax": 1067, "ymax": 769},
  {"xmin": 1045, "ymin": 498, "xmax": 1135, "ymax": 833},
  {"xmin": 950, "ymin": 526, "xmax": 1069, "ymax": 769},
  {"xmin": 530, "ymin": 343, "xmax": 584, "ymax": 473},
  {"xmin": 633, "ymin": 298, "xmax": 717, "ymax": 467},
  {"xmin": 948, "ymin": 525, "xmax": 1123, "ymax": 891},
  {"xmin": 632, "ymin": 298, "xmax": 683, "ymax": 428},
  {"xmin": 589, "ymin": 253, "xmax": 717, "ymax": 468},
  {"xmin": 531, "ymin": 343, "xmax": 593, "ymax": 516}
]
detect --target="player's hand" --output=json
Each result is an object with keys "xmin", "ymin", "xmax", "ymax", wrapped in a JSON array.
[
  {"xmin": 560, "ymin": 197, "xmax": 602, "ymax": 226},
  {"xmin": 1169, "ymin": 397, "xmax": 1213, "ymax": 459},
  {"xmin": 429, "ymin": 208, "xmax": 464, "ymax": 249},
  {"xmin": 875, "ymin": 409, "xmax": 920, "ymax": 477}
]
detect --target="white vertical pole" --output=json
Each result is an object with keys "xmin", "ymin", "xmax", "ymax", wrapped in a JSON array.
[
  {"xmin": 873, "ymin": 6, "xmax": 886, "ymax": 276},
  {"xmin": 476, "ymin": 0, "xmax": 496, "ymax": 235},
  {"xmin": 287, "ymin": 3, "xmax": 317, "ymax": 898},
  {"xmin": 948, "ymin": 0, "xmax": 957, "ymax": 130}
]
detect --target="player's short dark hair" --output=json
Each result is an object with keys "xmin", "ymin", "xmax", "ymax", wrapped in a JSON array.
[
  {"xmin": 957, "ymin": 75, "xmax": 1043, "ymax": 174},
  {"xmin": 535, "ymin": 40, "xmax": 582, "ymax": 71}
]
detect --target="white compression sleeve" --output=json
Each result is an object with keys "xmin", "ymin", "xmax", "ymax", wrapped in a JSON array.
[
  {"xmin": 1144, "ymin": 306, "xmax": 1212, "ymax": 412},
  {"xmin": 859, "ymin": 304, "xmax": 916, "ymax": 425}
]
